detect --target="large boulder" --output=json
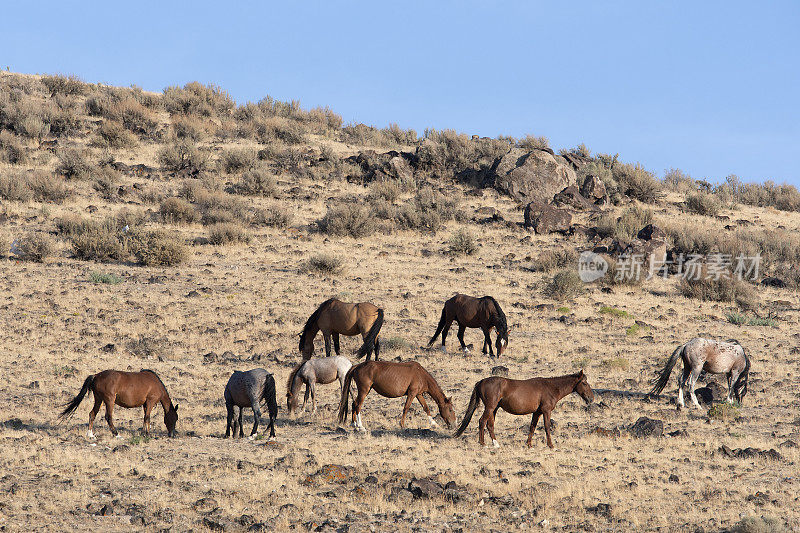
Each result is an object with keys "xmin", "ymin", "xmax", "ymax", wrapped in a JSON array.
[
  {"xmin": 620, "ymin": 239, "xmax": 668, "ymax": 278},
  {"xmin": 523, "ymin": 202, "xmax": 572, "ymax": 234},
  {"xmin": 580, "ymin": 175, "xmax": 609, "ymax": 206},
  {"xmin": 488, "ymin": 148, "xmax": 577, "ymax": 204},
  {"xmin": 552, "ymin": 185, "xmax": 597, "ymax": 211},
  {"xmin": 345, "ymin": 150, "xmax": 416, "ymax": 185}
]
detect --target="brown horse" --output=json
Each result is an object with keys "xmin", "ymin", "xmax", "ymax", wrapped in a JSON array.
[
  {"xmin": 337, "ymin": 360, "xmax": 456, "ymax": 431},
  {"xmin": 299, "ymin": 298, "xmax": 384, "ymax": 361},
  {"xmin": 427, "ymin": 294, "xmax": 508, "ymax": 357},
  {"xmin": 59, "ymin": 369, "xmax": 179, "ymax": 438},
  {"xmin": 454, "ymin": 371, "xmax": 594, "ymax": 448}
]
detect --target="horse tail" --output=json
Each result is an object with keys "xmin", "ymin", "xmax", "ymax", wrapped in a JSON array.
[
  {"xmin": 427, "ymin": 306, "xmax": 448, "ymax": 347},
  {"xmin": 262, "ymin": 374, "xmax": 279, "ymax": 429},
  {"xmin": 286, "ymin": 361, "xmax": 306, "ymax": 398},
  {"xmin": 733, "ymin": 345, "xmax": 750, "ymax": 403},
  {"xmin": 357, "ymin": 308, "xmax": 383, "ymax": 359},
  {"xmin": 59, "ymin": 375, "xmax": 94, "ymax": 420},
  {"xmin": 337, "ymin": 364, "xmax": 359, "ymax": 424},
  {"xmin": 299, "ymin": 298, "xmax": 336, "ymax": 354},
  {"xmin": 649, "ymin": 343, "xmax": 685, "ymax": 397},
  {"xmin": 454, "ymin": 380, "xmax": 482, "ymax": 437}
]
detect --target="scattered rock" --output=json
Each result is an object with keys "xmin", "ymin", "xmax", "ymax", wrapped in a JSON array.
[
  {"xmin": 668, "ymin": 474, "xmax": 679, "ymax": 483},
  {"xmin": 523, "ymin": 201, "xmax": 572, "ymax": 234},
  {"xmin": 637, "ymin": 224, "xmax": 666, "ymax": 241},
  {"xmin": 779, "ymin": 440, "xmax": 798, "ymax": 448},
  {"xmin": 588, "ymin": 503, "xmax": 613, "ymax": 517},
  {"xmin": 491, "ymin": 366, "xmax": 509, "ymax": 377},
  {"xmin": 192, "ymin": 497, "xmax": 219, "ymax": 514},
  {"xmin": 628, "ymin": 417, "xmax": 663, "ymax": 438},
  {"xmin": 408, "ymin": 477, "xmax": 444, "ymax": 499},
  {"xmin": 580, "ymin": 175, "xmax": 609, "ymax": 205},
  {"xmin": 761, "ymin": 277, "xmax": 787, "ymax": 288},
  {"xmin": 552, "ymin": 185, "xmax": 597, "ymax": 211},
  {"xmin": 490, "ymin": 149, "xmax": 577, "ymax": 204},
  {"xmin": 100, "ymin": 343, "xmax": 116, "ymax": 353},
  {"xmin": 695, "ymin": 380, "xmax": 727, "ymax": 404},
  {"xmin": 186, "ymin": 290, "xmax": 201, "ymax": 298},
  {"xmin": 98, "ymin": 504, "xmax": 113, "ymax": 516},
  {"xmin": 202, "ymin": 517, "xmax": 229, "ymax": 531},
  {"xmin": 719, "ymin": 445, "xmax": 785, "ymax": 461}
]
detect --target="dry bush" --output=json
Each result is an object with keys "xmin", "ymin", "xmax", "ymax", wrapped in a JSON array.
[
  {"xmin": 207, "ymin": 223, "xmax": 251, "ymax": 245},
  {"xmin": 40, "ymin": 74, "xmax": 85, "ymax": 96},
  {"xmin": 159, "ymin": 197, "xmax": 198, "ymax": 224},
  {"xmin": 251, "ymin": 205, "xmax": 292, "ymax": 228},
  {"xmin": 680, "ymin": 270, "xmax": 759, "ymax": 310},
  {"xmin": 544, "ymin": 269, "xmax": 584, "ymax": 300},
  {"xmin": 94, "ymin": 120, "xmax": 136, "ymax": 148},
  {"xmin": 70, "ymin": 224, "xmax": 126, "ymax": 262},
  {"xmin": 45, "ymin": 100, "xmax": 82, "ymax": 136},
  {"xmin": 560, "ymin": 143, "xmax": 592, "ymax": 158},
  {"xmin": 0, "ymin": 170, "xmax": 34, "ymax": 202},
  {"xmin": 448, "ymin": 228, "xmax": 478, "ymax": 256},
  {"xmin": 91, "ymin": 166, "xmax": 121, "ymax": 199},
  {"xmin": 157, "ymin": 141, "xmax": 208, "ymax": 172},
  {"xmin": 118, "ymin": 98, "xmax": 160, "ymax": 138},
  {"xmin": 171, "ymin": 115, "xmax": 207, "ymax": 141},
  {"xmin": 417, "ymin": 129, "xmax": 509, "ymax": 175},
  {"xmin": 414, "ymin": 186, "xmax": 462, "ymax": 221},
  {"xmin": 517, "ymin": 135, "xmax": 550, "ymax": 151},
  {"xmin": 596, "ymin": 205, "xmax": 653, "ymax": 241},
  {"xmin": 250, "ymin": 116, "xmax": 305, "ymax": 144},
  {"xmin": 369, "ymin": 180, "xmax": 401, "ymax": 203},
  {"xmin": 684, "ymin": 192, "xmax": 720, "ymax": 216},
  {"xmin": 305, "ymin": 254, "xmax": 343, "ymax": 274},
  {"xmin": 234, "ymin": 167, "xmax": 277, "ymax": 197},
  {"xmin": 0, "ymin": 231, "xmax": 10, "ymax": 258},
  {"xmin": 662, "ymin": 168, "xmax": 695, "ymax": 193},
  {"xmin": 219, "ymin": 147, "xmax": 258, "ymax": 174},
  {"xmin": 28, "ymin": 172, "xmax": 72, "ymax": 203},
  {"xmin": 0, "ymin": 131, "xmax": 27, "ymax": 164},
  {"xmin": 14, "ymin": 232, "xmax": 55, "ymax": 262},
  {"xmin": 318, "ymin": 204, "xmax": 375, "ymax": 238},
  {"xmin": 188, "ymin": 189, "xmax": 249, "ymax": 225},
  {"xmin": 532, "ymin": 248, "xmax": 578, "ymax": 272},
  {"xmin": 128, "ymin": 229, "xmax": 188, "ymax": 266},
  {"xmin": 380, "ymin": 123, "xmax": 417, "ymax": 146},
  {"xmin": 612, "ymin": 162, "xmax": 662, "ymax": 203},
  {"xmin": 55, "ymin": 148, "xmax": 95, "ymax": 180},
  {"xmin": 728, "ymin": 515, "xmax": 789, "ymax": 533},
  {"xmin": 716, "ymin": 175, "xmax": 800, "ymax": 212},
  {"xmin": 163, "ymin": 82, "xmax": 235, "ymax": 117}
]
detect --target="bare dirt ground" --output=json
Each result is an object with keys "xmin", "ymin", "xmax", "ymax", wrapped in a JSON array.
[{"xmin": 0, "ymin": 73, "xmax": 798, "ymax": 532}]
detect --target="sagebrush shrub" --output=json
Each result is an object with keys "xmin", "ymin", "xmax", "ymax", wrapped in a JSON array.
[
  {"xmin": 14, "ymin": 232, "xmax": 55, "ymax": 262},
  {"xmin": 159, "ymin": 197, "xmax": 198, "ymax": 224},
  {"xmin": 40, "ymin": 74, "xmax": 85, "ymax": 96},
  {"xmin": 518, "ymin": 135, "xmax": 550, "ymax": 151},
  {"xmin": 684, "ymin": 192, "xmax": 720, "ymax": 216},
  {"xmin": 234, "ymin": 168, "xmax": 278, "ymax": 197},
  {"xmin": 545, "ymin": 269, "xmax": 584, "ymax": 300},
  {"xmin": 251, "ymin": 205, "xmax": 292, "ymax": 228},
  {"xmin": 71, "ymin": 225, "xmax": 126, "ymax": 262},
  {"xmin": 56, "ymin": 148, "xmax": 95, "ymax": 180},
  {"xmin": 596, "ymin": 205, "xmax": 653, "ymax": 241},
  {"xmin": 219, "ymin": 147, "xmax": 258, "ymax": 174},
  {"xmin": 128, "ymin": 229, "xmax": 188, "ymax": 266},
  {"xmin": 448, "ymin": 228, "xmax": 478, "ymax": 256},
  {"xmin": 0, "ymin": 170, "xmax": 34, "ymax": 202},
  {"xmin": 305, "ymin": 254, "xmax": 343, "ymax": 274},
  {"xmin": 207, "ymin": 222, "xmax": 251, "ymax": 245},
  {"xmin": 95, "ymin": 120, "xmax": 136, "ymax": 148},
  {"xmin": 318, "ymin": 204, "xmax": 375, "ymax": 238},
  {"xmin": 532, "ymin": 248, "xmax": 578, "ymax": 272},
  {"xmin": 0, "ymin": 131, "xmax": 27, "ymax": 164},
  {"xmin": 157, "ymin": 141, "xmax": 207, "ymax": 171}
]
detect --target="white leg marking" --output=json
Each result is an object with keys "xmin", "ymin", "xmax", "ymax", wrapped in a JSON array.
[
  {"xmin": 492, "ymin": 439, "xmax": 499, "ymax": 448},
  {"xmin": 86, "ymin": 430, "xmax": 96, "ymax": 440},
  {"xmin": 677, "ymin": 387, "xmax": 685, "ymax": 408},
  {"xmin": 428, "ymin": 416, "xmax": 438, "ymax": 427}
]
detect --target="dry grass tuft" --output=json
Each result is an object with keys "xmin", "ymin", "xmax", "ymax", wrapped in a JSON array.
[{"xmin": 207, "ymin": 222, "xmax": 251, "ymax": 245}]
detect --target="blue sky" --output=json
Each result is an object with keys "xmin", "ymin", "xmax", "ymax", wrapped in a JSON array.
[{"xmin": 4, "ymin": 2, "xmax": 798, "ymax": 185}]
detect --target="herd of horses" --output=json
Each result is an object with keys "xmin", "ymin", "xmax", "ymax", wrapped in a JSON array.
[{"xmin": 58, "ymin": 294, "xmax": 751, "ymax": 448}]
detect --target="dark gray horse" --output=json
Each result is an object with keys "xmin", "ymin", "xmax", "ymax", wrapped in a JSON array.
[{"xmin": 224, "ymin": 369, "xmax": 278, "ymax": 439}]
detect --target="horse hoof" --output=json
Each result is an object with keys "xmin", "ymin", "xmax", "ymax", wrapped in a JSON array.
[
  {"xmin": 248, "ymin": 434, "xmax": 257, "ymax": 441},
  {"xmin": 463, "ymin": 348, "xmax": 470, "ymax": 354},
  {"xmin": 86, "ymin": 431, "xmax": 96, "ymax": 440},
  {"xmin": 115, "ymin": 434, "xmax": 123, "ymax": 440},
  {"xmin": 492, "ymin": 440, "xmax": 500, "ymax": 448}
]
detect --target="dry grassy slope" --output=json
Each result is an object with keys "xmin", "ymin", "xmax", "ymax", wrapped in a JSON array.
[{"xmin": 0, "ymin": 73, "xmax": 799, "ymax": 532}]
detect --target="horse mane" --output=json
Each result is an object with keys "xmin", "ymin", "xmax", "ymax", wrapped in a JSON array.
[
  {"xmin": 299, "ymin": 298, "xmax": 337, "ymax": 351},
  {"xmin": 286, "ymin": 361, "xmax": 307, "ymax": 397},
  {"xmin": 483, "ymin": 296, "xmax": 507, "ymax": 337}
]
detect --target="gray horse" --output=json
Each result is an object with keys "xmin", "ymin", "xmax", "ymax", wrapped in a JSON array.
[
  {"xmin": 224, "ymin": 369, "xmax": 278, "ymax": 439},
  {"xmin": 649, "ymin": 338, "xmax": 750, "ymax": 409},
  {"xmin": 286, "ymin": 356, "xmax": 353, "ymax": 416}
]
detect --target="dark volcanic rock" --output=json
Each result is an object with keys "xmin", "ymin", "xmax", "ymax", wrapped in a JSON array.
[
  {"xmin": 489, "ymin": 148, "xmax": 577, "ymax": 204},
  {"xmin": 628, "ymin": 417, "xmax": 663, "ymax": 438},
  {"xmin": 523, "ymin": 201, "xmax": 572, "ymax": 234}
]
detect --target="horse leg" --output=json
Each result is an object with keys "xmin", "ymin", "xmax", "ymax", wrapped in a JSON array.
[
  {"xmin": 373, "ymin": 338, "xmax": 380, "ymax": 361},
  {"xmin": 249, "ymin": 405, "xmax": 261, "ymax": 439},
  {"xmin": 487, "ymin": 407, "xmax": 499, "ymax": 448},
  {"xmin": 478, "ymin": 406, "xmax": 489, "ymax": 446},
  {"xmin": 457, "ymin": 324, "xmax": 469, "ymax": 353},
  {"xmin": 225, "ymin": 400, "xmax": 234, "ymax": 438},
  {"xmin": 87, "ymin": 395, "xmax": 102, "ymax": 439},
  {"xmin": 677, "ymin": 364, "xmax": 691, "ymax": 409},
  {"xmin": 332, "ymin": 333, "xmax": 341, "ymax": 355},
  {"xmin": 726, "ymin": 369, "xmax": 740, "ymax": 403},
  {"xmin": 400, "ymin": 392, "xmax": 416, "ymax": 429},
  {"xmin": 416, "ymin": 394, "xmax": 437, "ymax": 427},
  {"xmin": 526, "ymin": 412, "xmax": 541, "ymax": 448},
  {"xmin": 542, "ymin": 411, "xmax": 554, "ymax": 449},
  {"xmin": 482, "ymin": 328, "xmax": 494, "ymax": 358},
  {"xmin": 352, "ymin": 384, "xmax": 370, "ymax": 431},
  {"xmin": 688, "ymin": 367, "xmax": 703, "ymax": 409},
  {"xmin": 142, "ymin": 401, "xmax": 153, "ymax": 436},
  {"xmin": 440, "ymin": 319, "xmax": 453, "ymax": 350},
  {"xmin": 310, "ymin": 381, "xmax": 317, "ymax": 414},
  {"xmin": 237, "ymin": 407, "xmax": 244, "ymax": 438},
  {"xmin": 104, "ymin": 397, "xmax": 120, "ymax": 438},
  {"xmin": 302, "ymin": 383, "xmax": 310, "ymax": 413},
  {"xmin": 323, "ymin": 331, "xmax": 332, "ymax": 358}
]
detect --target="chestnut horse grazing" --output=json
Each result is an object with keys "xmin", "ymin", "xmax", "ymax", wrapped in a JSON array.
[
  {"xmin": 427, "ymin": 294, "xmax": 508, "ymax": 357},
  {"xmin": 300, "ymin": 298, "xmax": 384, "ymax": 361},
  {"xmin": 337, "ymin": 361, "xmax": 456, "ymax": 431},
  {"xmin": 649, "ymin": 338, "xmax": 750, "ymax": 409},
  {"xmin": 286, "ymin": 355, "xmax": 353, "ymax": 416},
  {"xmin": 454, "ymin": 371, "xmax": 594, "ymax": 448},
  {"xmin": 59, "ymin": 369, "xmax": 178, "ymax": 438}
]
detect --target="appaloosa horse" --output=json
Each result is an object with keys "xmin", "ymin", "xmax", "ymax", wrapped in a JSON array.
[
  {"xmin": 224, "ymin": 368, "xmax": 278, "ymax": 439},
  {"xmin": 454, "ymin": 371, "xmax": 594, "ymax": 448},
  {"xmin": 59, "ymin": 369, "xmax": 179, "ymax": 438},
  {"xmin": 286, "ymin": 355, "xmax": 353, "ymax": 416},
  {"xmin": 649, "ymin": 337, "xmax": 750, "ymax": 409},
  {"xmin": 427, "ymin": 294, "xmax": 508, "ymax": 357},
  {"xmin": 337, "ymin": 360, "xmax": 456, "ymax": 431},
  {"xmin": 299, "ymin": 298, "xmax": 384, "ymax": 361}
]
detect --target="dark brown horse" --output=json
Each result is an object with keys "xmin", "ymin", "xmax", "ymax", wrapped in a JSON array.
[
  {"xmin": 454, "ymin": 371, "xmax": 593, "ymax": 448},
  {"xmin": 299, "ymin": 298, "xmax": 384, "ymax": 361},
  {"xmin": 59, "ymin": 369, "xmax": 179, "ymax": 438},
  {"xmin": 427, "ymin": 294, "xmax": 508, "ymax": 357},
  {"xmin": 337, "ymin": 361, "xmax": 456, "ymax": 431}
]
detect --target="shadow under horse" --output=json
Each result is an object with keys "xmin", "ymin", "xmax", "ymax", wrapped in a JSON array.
[
  {"xmin": 299, "ymin": 298, "xmax": 384, "ymax": 361},
  {"xmin": 427, "ymin": 294, "xmax": 508, "ymax": 357}
]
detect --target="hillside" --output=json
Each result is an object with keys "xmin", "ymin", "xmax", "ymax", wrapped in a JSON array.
[{"xmin": 0, "ymin": 71, "xmax": 799, "ymax": 532}]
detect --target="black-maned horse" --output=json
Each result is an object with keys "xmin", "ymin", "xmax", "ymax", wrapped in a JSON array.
[{"xmin": 427, "ymin": 294, "xmax": 508, "ymax": 357}]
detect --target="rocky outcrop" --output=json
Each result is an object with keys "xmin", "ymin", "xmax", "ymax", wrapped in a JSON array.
[
  {"xmin": 523, "ymin": 202, "xmax": 572, "ymax": 234},
  {"xmin": 345, "ymin": 150, "xmax": 416, "ymax": 185},
  {"xmin": 488, "ymin": 148, "xmax": 577, "ymax": 204},
  {"xmin": 552, "ymin": 185, "xmax": 597, "ymax": 211},
  {"xmin": 580, "ymin": 175, "xmax": 609, "ymax": 205}
]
